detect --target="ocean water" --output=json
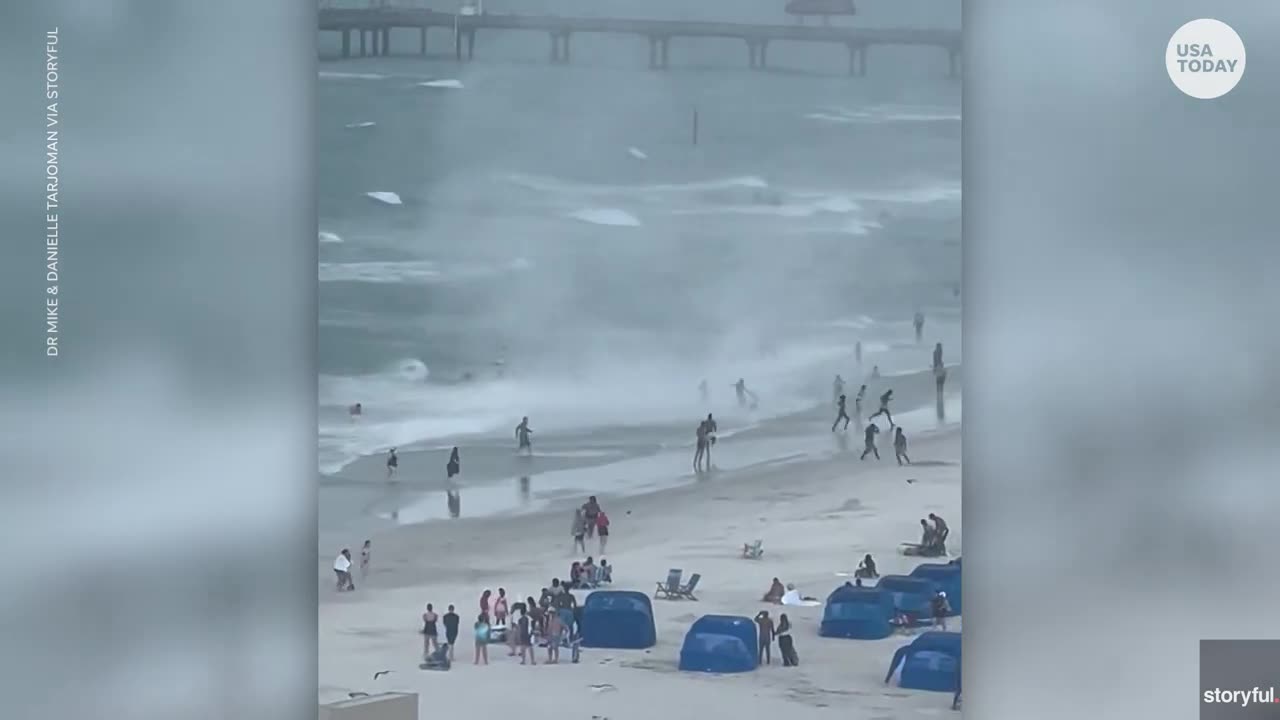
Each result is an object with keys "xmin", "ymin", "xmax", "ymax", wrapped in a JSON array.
[{"xmin": 317, "ymin": 0, "xmax": 961, "ymax": 484}]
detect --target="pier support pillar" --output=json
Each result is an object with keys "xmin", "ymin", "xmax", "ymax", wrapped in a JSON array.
[
  {"xmin": 760, "ymin": 40, "xmax": 769, "ymax": 69},
  {"xmin": 549, "ymin": 32, "xmax": 571, "ymax": 64},
  {"xmin": 420, "ymin": 26, "xmax": 427, "ymax": 55},
  {"xmin": 947, "ymin": 48, "xmax": 959, "ymax": 78},
  {"xmin": 847, "ymin": 44, "xmax": 867, "ymax": 76},
  {"xmin": 648, "ymin": 36, "xmax": 670, "ymax": 70},
  {"xmin": 342, "ymin": 29, "xmax": 351, "ymax": 58},
  {"xmin": 466, "ymin": 29, "xmax": 475, "ymax": 60},
  {"xmin": 371, "ymin": 28, "xmax": 380, "ymax": 56},
  {"xmin": 360, "ymin": 28, "xmax": 368, "ymax": 57},
  {"xmin": 747, "ymin": 40, "xmax": 758, "ymax": 69},
  {"xmin": 381, "ymin": 27, "xmax": 391, "ymax": 56}
]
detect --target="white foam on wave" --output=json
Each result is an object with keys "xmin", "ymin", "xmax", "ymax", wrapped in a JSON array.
[
  {"xmin": 506, "ymin": 173, "xmax": 768, "ymax": 197},
  {"xmin": 673, "ymin": 193, "xmax": 860, "ymax": 219},
  {"xmin": 366, "ymin": 191, "xmax": 403, "ymax": 205},
  {"xmin": 566, "ymin": 208, "xmax": 641, "ymax": 227},
  {"xmin": 319, "ymin": 71, "xmax": 388, "ymax": 81},
  {"xmin": 418, "ymin": 79, "xmax": 464, "ymax": 89},
  {"xmin": 319, "ymin": 261, "xmax": 442, "ymax": 284},
  {"xmin": 849, "ymin": 181, "xmax": 961, "ymax": 205},
  {"xmin": 344, "ymin": 121, "xmax": 376, "ymax": 129},
  {"xmin": 627, "ymin": 147, "xmax": 648, "ymax": 160},
  {"xmin": 318, "ymin": 258, "xmax": 532, "ymax": 285},
  {"xmin": 805, "ymin": 104, "xmax": 960, "ymax": 125},
  {"xmin": 318, "ymin": 231, "xmax": 343, "ymax": 244}
]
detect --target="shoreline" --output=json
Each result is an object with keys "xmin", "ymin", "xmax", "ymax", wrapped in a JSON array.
[{"xmin": 319, "ymin": 364, "xmax": 962, "ymax": 557}]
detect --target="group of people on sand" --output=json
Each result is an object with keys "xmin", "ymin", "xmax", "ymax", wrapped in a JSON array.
[
  {"xmin": 332, "ymin": 540, "xmax": 372, "ymax": 591},
  {"xmin": 460, "ymin": 578, "xmax": 584, "ymax": 666},
  {"xmin": 918, "ymin": 513, "xmax": 950, "ymax": 554},
  {"xmin": 753, "ymin": 609, "xmax": 800, "ymax": 667},
  {"xmin": 693, "ymin": 413, "xmax": 719, "ymax": 473},
  {"xmin": 571, "ymin": 496, "xmax": 611, "ymax": 554}
]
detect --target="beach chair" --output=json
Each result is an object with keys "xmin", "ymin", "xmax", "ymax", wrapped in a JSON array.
[
  {"xmin": 676, "ymin": 573, "xmax": 701, "ymax": 601},
  {"xmin": 419, "ymin": 643, "xmax": 451, "ymax": 671},
  {"xmin": 654, "ymin": 568, "xmax": 683, "ymax": 599},
  {"xmin": 741, "ymin": 540, "xmax": 764, "ymax": 559}
]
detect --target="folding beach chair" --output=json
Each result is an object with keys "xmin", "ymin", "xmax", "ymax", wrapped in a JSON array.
[
  {"xmin": 741, "ymin": 540, "xmax": 764, "ymax": 559},
  {"xmin": 654, "ymin": 568, "xmax": 683, "ymax": 599},
  {"xmin": 676, "ymin": 573, "xmax": 701, "ymax": 601}
]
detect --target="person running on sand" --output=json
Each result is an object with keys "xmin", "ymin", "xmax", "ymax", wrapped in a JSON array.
[
  {"xmin": 860, "ymin": 423, "xmax": 881, "ymax": 460},
  {"xmin": 359, "ymin": 540, "xmax": 371, "ymax": 579},
  {"xmin": 894, "ymin": 427, "xmax": 911, "ymax": 466},
  {"xmin": 473, "ymin": 614, "xmax": 490, "ymax": 665},
  {"xmin": 385, "ymin": 447, "xmax": 398, "ymax": 479},
  {"xmin": 754, "ymin": 610, "xmax": 775, "ymax": 665},
  {"xmin": 421, "ymin": 604, "xmax": 440, "ymax": 658},
  {"xmin": 333, "ymin": 549, "xmax": 353, "ymax": 591},
  {"xmin": 515, "ymin": 417, "xmax": 533, "ymax": 455},
  {"xmin": 595, "ymin": 509, "xmax": 610, "ymax": 555},
  {"xmin": 446, "ymin": 447, "xmax": 460, "ymax": 479},
  {"xmin": 868, "ymin": 389, "xmax": 894, "ymax": 427},
  {"xmin": 832, "ymin": 394, "xmax": 851, "ymax": 432},
  {"xmin": 443, "ymin": 605, "xmax": 460, "ymax": 661},
  {"xmin": 571, "ymin": 508, "xmax": 588, "ymax": 554}
]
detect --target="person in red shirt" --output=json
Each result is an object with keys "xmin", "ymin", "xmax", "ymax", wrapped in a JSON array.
[{"xmin": 595, "ymin": 509, "xmax": 610, "ymax": 555}]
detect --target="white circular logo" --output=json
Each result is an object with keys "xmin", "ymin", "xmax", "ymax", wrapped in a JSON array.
[{"xmin": 1166, "ymin": 19, "xmax": 1246, "ymax": 99}]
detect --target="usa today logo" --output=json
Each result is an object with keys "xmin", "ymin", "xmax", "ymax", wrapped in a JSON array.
[{"xmin": 1166, "ymin": 19, "xmax": 1245, "ymax": 99}]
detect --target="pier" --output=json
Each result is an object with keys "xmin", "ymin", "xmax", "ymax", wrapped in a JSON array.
[{"xmin": 318, "ymin": 8, "xmax": 962, "ymax": 76}]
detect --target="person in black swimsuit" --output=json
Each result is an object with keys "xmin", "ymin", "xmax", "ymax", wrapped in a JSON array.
[
  {"xmin": 386, "ymin": 447, "xmax": 398, "ymax": 479},
  {"xmin": 443, "ymin": 605, "xmax": 460, "ymax": 661},
  {"xmin": 421, "ymin": 603, "xmax": 440, "ymax": 658},
  {"xmin": 446, "ymin": 447, "xmax": 460, "ymax": 479},
  {"xmin": 832, "ymin": 394, "xmax": 851, "ymax": 432}
]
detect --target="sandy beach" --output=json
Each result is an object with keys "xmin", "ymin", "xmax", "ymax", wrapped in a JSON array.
[{"xmin": 319, "ymin": 410, "xmax": 961, "ymax": 719}]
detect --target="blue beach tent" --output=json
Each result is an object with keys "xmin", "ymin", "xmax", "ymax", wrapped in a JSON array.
[
  {"xmin": 819, "ymin": 585, "xmax": 894, "ymax": 640},
  {"xmin": 580, "ymin": 590, "xmax": 657, "ymax": 649},
  {"xmin": 875, "ymin": 575, "xmax": 939, "ymax": 619},
  {"xmin": 678, "ymin": 615, "xmax": 758, "ymax": 673},
  {"xmin": 884, "ymin": 631, "xmax": 961, "ymax": 692},
  {"xmin": 908, "ymin": 563, "xmax": 962, "ymax": 615}
]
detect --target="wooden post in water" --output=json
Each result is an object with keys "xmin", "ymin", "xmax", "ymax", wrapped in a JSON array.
[{"xmin": 692, "ymin": 108, "xmax": 699, "ymax": 146}]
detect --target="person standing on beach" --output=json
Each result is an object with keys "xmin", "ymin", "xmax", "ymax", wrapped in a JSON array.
[
  {"xmin": 446, "ymin": 447, "xmax": 460, "ymax": 479},
  {"xmin": 479, "ymin": 589, "xmax": 492, "ymax": 623},
  {"xmin": 933, "ymin": 342, "xmax": 944, "ymax": 371},
  {"xmin": 832, "ymin": 394, "xmax": 851, "ymax": 432},
  {"xmin": 473, "ymin": 614, "xmax": 490, "ymax": 665},
  {"xmin": 914, "ymin": 311, "xmax": 925, "ymax": 343},
  {"xmin": 333, "ymin": 549, "xmax": 353, "ymax": 591},
  {"xmin": 776, "ymin": 614, "xmax": 798, "ymax": 667},
  {"xmin": 860, "ymin": 423, "xmax": 881, "ymax": 461},
  {"xmin": 596, "ymin": 508, "xmax": 610, "ymax": 555},
  {"xmin": 572, "ymin": 508, "xmax": 588, "ymax": 554},
  {"xmin": 583, "ymin": 496, "xmax": 601, "ymax": 538},
  {"xmin": 931, "ymin": 591, "xmax": 951, "ymax": 631},
  {"xmin": 754, "ymin": 610, "xmax": 775, "ymax": 665},
  {"xmin": 544, "ymin": 606, "xmax": 564, "ymax": 664},
  {"xmin": 359, "ymin": 540, "xmax": 371, "ymax": 579},
  {"xmin": 694, "ymin": 420, "xmax": 709, "ymax": 473},
  {"xmin": 386, "ymin": 448, "xmax": 398, "ymax": 479},
  {"xmin": 703, "ymin": 414, "xmax": 718, "ymax": 464},
  {"xmin": 894, "ymin": 428, "xmax": 911, "ymax": 466},
  {"xmin": 421, "ymin": 604, "xmax": 440, "ymax": 659},
  {"xmin": 494, "ymin": 588, "xmax": 509, "ymax": 629},
  {"xmin": 515, "ymin": 417, "xmax": 533, "ymax": 455},
  {"xmin": 868, "ymin": 389, "xmax": 894, "ymax": 427},
  {"xmin": 443, "ymin": 605, "xmax": 460, "ymax": 661},
  {"xmin": 929, "ymin": 513, "xmax": 949, "ymax": 547},
  {"xmin": 517, "ymin": 610, "xmax": 537, "ymax": 665}
]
